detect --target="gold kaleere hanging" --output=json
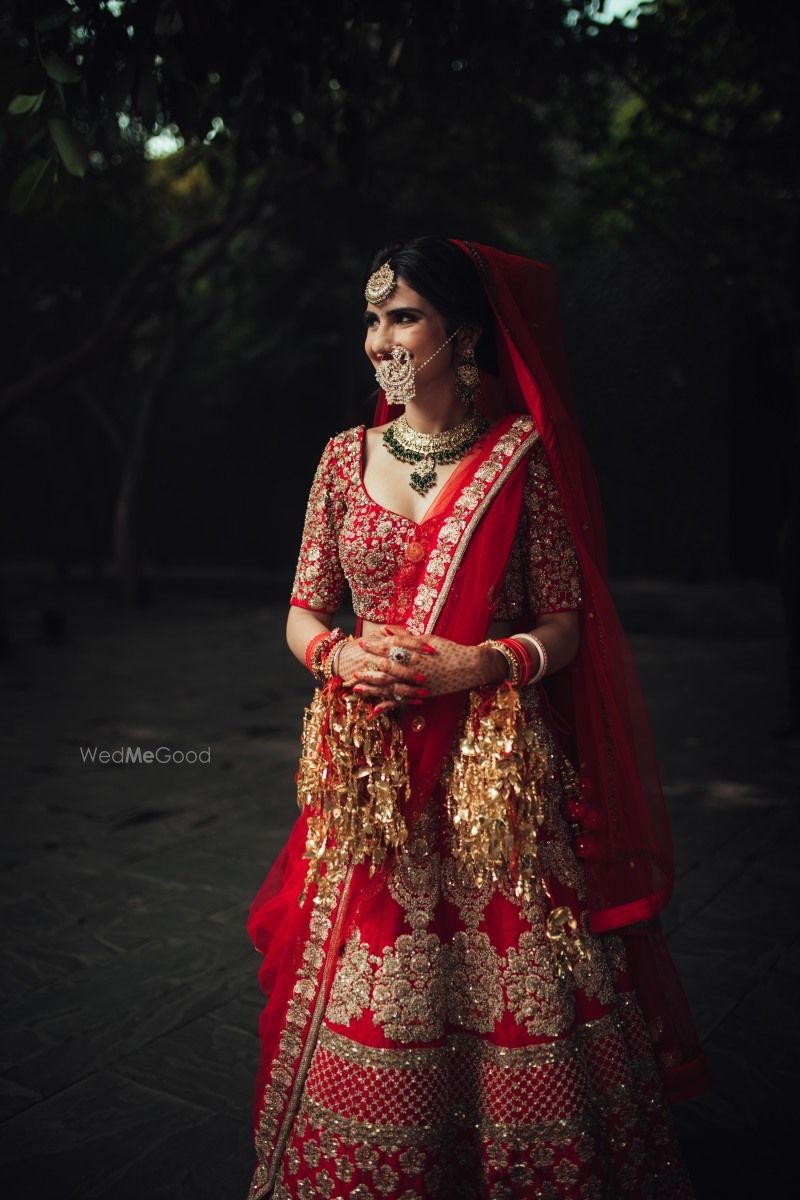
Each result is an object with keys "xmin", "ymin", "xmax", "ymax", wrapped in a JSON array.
[
  {"xmin": 444, "ymin": 682, "xmax": 552, "ymax": 902},
  {"xmin": 296, "ymin": 679, "xmax": 410, "ymax": 906}
]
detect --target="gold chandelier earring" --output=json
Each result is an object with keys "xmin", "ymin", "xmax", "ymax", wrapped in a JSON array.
[{"xmin": 455, "ymin": 342, "xmax": 480, "ymax": 406}]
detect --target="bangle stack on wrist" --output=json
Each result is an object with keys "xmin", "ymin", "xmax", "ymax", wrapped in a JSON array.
[
  {"xmin": 482, "ymin": 638, "xmax": 522, "ymax": 685},
  {"xmin": 515, "ymin": 632, "xmax": 548, "ymax": 684},
  {"xmin": 323, "ymin": 634, "xmax": 354, "ymax": 682},
  {"xmin": 480, "ymin": 633, "xmax": 548, "ymax": 687},
  {"xmin": 304, "ymin": 627, "xmax": 346, "ymax": 684}
]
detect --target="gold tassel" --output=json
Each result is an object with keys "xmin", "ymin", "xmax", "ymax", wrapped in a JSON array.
[
  {"xmin": 296, "ymin": 680, "xmax": 410, "ymax": 906},
  {"xmin": 445, "ymin": 682, "xmax": 552, "ymax": 902}
]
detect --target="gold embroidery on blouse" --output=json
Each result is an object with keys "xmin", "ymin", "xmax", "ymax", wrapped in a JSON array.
[
  {"xmin": 492, "ymin": 435, "xmax": 584, "ymax": 620},
  {"xmin": 290, "ymin": 418, "xmax": 583, "ymax": 627},
  {"xmin": 290, "ymin": 431, "xmax": 353, "ymax": 612}
]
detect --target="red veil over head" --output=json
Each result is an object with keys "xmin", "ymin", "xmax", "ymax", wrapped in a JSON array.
[{"xmin": 372, "ymin": 239, "xmax": 712, "ymax": 1102}]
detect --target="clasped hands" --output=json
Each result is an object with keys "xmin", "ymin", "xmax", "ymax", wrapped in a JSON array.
[{"xmin": 336, "ymin": 624, "xmax": 507, "ymax": 717}]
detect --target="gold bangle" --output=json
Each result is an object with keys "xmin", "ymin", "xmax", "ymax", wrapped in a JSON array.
[
  {"xmin": 311, "ymin": 627, "xmax": 345, "ymax": 684},
  {"xmin": 481, "ymin": 638, "xmax": 520, "ymax": 686},
  {"xmin": 324, "ymin": 634, "xmax": 352, "ymax": 681}
]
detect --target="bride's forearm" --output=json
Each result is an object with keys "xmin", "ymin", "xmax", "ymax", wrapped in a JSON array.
[
  {"xmin": 482, "ymin": 611, "xmax": 580, "ymax": 686},
  {"xmin": 527, "ymin": 611, "xmax": 581, "ymax": 676},
  {"xmin": 286, "ymin": 605, "xmax": 335, "ymax": 669}
]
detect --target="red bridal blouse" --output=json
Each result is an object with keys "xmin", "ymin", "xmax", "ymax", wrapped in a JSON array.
[{"xmin": 289, "ymin": 424, "xmax": 583, "ymax": 625}]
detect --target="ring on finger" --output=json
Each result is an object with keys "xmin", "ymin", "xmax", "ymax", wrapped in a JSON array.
[
  {"xmin": 392, "ymin": 687, "xmax": 405, "ymax": 702},
  {"xmin": 389, "ymin": 646, "xmax": 413, "ymax": 666}
]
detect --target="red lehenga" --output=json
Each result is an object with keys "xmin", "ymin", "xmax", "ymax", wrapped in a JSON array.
[{"xmin": 245, "ymin": 243, "xmax": 711, "ymax": 1200}]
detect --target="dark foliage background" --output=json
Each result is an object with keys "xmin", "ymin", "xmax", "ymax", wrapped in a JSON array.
[
  {"xmin": 1, "ymin": 6, "xmax": 798, "ymax": 1198},
  {"xmin": 1, "ymin": 0, "xmax": 796, "ymax": 607}
]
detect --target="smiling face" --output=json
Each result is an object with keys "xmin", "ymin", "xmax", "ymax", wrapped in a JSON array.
[{"xmin": 363, "ymin": 276, "xmax": 460, "ymax": 391}]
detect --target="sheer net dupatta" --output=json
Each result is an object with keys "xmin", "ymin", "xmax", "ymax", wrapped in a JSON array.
[{"xmin": 444, "ymin": 239, "xmax": 711, "ymax": 1104}]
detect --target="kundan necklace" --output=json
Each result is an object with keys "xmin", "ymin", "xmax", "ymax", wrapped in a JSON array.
[{"xmin": 382, "ymin": 407, "xmax": 490, "ymax": 496}]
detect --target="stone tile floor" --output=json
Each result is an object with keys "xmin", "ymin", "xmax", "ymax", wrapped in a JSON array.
[{"xmin": 0, "ymin": 576, "xmax": 797, "ymax": 1199}]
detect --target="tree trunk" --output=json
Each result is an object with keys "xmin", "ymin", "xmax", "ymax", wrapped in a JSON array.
[{"xmin": 112, "ymin": 333, "xmax": 177, "ymax": 606}]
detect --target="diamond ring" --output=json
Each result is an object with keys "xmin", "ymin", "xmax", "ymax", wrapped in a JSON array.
[{"xmin": 388, "ymin": 646, "xmax": 413, "ymax": 666}]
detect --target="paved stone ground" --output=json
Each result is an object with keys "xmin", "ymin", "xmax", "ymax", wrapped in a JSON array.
[{"xmin": 0, "ymin": 572, "xmax": 797, "ymax": 1199}]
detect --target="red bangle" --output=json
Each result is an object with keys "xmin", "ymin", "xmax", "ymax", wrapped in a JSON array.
[
  {"xmin": 304, "ymin": 629, "xmax": 331, "ymax": 673},
  {"xmin": 304, "ymin": 627, "xmax": 345, "ymax": 682},
  {"xmin": 502, "ymin": 637, "xmax": 533, "ymax": 687}
]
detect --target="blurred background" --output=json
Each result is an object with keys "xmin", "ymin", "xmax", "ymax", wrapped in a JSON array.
[{"xmin": 0, "ymin": 1, "xmax": 797, "ymax": 1198}]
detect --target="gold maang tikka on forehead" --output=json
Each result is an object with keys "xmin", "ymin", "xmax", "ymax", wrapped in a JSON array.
[{"xmin": 364, "ymin": 261, "xmax": 397, "ymax": 305}]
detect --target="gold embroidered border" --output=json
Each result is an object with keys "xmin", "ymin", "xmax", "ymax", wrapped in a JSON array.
[
  {"xmin": 403, "ymin": 415, "xmax": 537, "ymax": 634},
  {"xmin": 318, "ymin": 1023, "xmax": 584, "ymax": 1071},
  {"xmin": 578, "ymin": 1009, "xmax": 626, "ymax": 1036},
  {"xmin": 247, "ymin": 864, "xmax": 355, "ymax": 1200},
  {"xmin": 300, "ymin": 1092, "xmax": 593, "ymax": 1150}
]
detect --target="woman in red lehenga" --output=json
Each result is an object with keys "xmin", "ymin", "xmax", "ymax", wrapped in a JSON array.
[{"xmin": 244, "ymin": 237, "xmax": 712, "ymax": 1200}]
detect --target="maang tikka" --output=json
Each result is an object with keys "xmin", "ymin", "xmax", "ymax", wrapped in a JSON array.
[
  {"xmin": 364, "ymin": 261, "xmax": 397, "ymax": 306},
  {"xmin": 365, "ymin": 262, "xmax": 413, "ymax": 405},
  {"xmin": 364, "ymin": 260, "xmax": 469, "ymax": 407}
]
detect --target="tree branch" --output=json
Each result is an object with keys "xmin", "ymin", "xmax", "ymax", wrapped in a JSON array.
[{"xmin": 0, "ymin": 174, "xmax": 275, "ymax": 421}]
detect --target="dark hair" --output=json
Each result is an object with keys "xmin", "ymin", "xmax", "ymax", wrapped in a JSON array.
[{"xmin": 364, "ymin": 236, "xmax": 498, "ymax": 375}]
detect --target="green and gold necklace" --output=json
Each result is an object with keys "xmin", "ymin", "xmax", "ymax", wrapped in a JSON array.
[{"xmin": 382, "ymin": 408, "xmax": 490, "ymax": 496}]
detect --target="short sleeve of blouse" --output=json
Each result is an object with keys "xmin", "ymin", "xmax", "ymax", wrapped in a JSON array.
[
  {"xmin": 290, "ymin": 436, "xmax": 347, "ymax": 614},
  {"xmin": 523, "ymin": 436, "xmax": 583, "ymax": 617}
]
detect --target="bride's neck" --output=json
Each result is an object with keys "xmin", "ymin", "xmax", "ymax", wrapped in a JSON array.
[{"xmin": 402, "ymin": 385, "xmax": 467, "ymax": 434}]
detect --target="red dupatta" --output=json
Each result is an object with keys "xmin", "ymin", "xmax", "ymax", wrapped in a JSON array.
[
  {"xmin": 371, "ymin": 242, "xmax": 672, "ymax": 930},
  {"xmin": 369, "ymin": 241, "xmax": 712, "ymax": 1103},
  {"xmin": 364, "ymin": 412, "xmax": 540, "ymax": 827}
]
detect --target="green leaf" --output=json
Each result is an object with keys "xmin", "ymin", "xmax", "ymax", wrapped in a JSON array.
[
  {"xmin": 43, "ymin": 52, "xmax": 82, "ymax": 84},
  {"xmin": 48, "ymin": 117, "xmax": 89, "ymax": 177},
  {"xmin": 7, "ymin": 91, "xmax": 45, "ymax": 115},
  {"xmin": 8, "ymin": 158, "xmax": 56, "ymax": 213}
]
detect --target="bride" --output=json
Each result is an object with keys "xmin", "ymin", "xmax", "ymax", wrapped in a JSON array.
[{"xmin": 244, "ymin": 236, "xmax": 710, "ymax": 1200}]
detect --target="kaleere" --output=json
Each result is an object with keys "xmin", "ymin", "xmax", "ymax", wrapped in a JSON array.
[
  {"xmin": 296, "ymin": 678, "xmax": 410, "ymax": 905},
  {"xmin": 445, "ymin": 682, "xmax": 558, "ymax": 902}
]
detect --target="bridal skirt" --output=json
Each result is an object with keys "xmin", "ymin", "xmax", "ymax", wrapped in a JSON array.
[{"xmin": 245, "ymin": 687, "xmax": 697, "ymax": 1200}]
